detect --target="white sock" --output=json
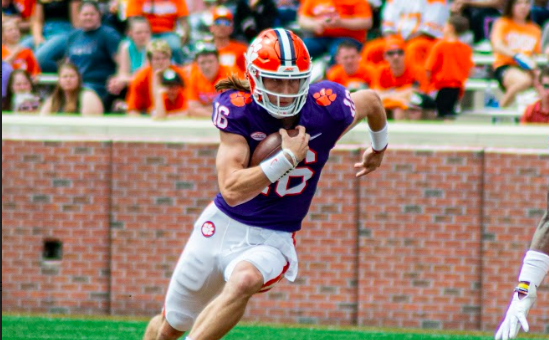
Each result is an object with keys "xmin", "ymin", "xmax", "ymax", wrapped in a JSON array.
[{"xmin": 185, "ymin": 337, "xmax": 194, "ymax": 340}]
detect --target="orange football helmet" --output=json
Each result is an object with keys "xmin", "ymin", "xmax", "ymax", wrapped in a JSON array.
[{"xmin": 245, "ymin": 28, "xmax": 312, "ymax": 119}]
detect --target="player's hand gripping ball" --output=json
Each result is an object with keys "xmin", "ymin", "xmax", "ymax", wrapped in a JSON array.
[{"xmin": 249, "ymin": 129, "xmax": 299, "ymax": 167}]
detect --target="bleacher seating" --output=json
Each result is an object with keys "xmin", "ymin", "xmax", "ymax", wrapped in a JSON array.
[{"xmin": 32, "ymin": 51, "xmax": 546, "ymax": 124}]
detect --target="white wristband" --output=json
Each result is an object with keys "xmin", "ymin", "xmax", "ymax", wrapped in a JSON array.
[
  {"xmin": 369, "ymin": 123, "xmax": 388, "ymax": 152},
  {"xmin": 282, "ymin": 149, "xmax": 298, "ymax": 167},
  {"xmin": 260, "ymin": 150, "xmax": 295, "ymax": 183},
  {"xmin": 518, "ymin": 250, "xmax": 549, "ymax": 287}
]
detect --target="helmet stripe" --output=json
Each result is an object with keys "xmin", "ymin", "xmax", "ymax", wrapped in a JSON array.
[
  {"xmin": 286, "ymin": 30, "xmax": 296, "ymax": 64},
  {"xmin": 275, "ymin": 28, "xmax": 293, "ymax": 66}
]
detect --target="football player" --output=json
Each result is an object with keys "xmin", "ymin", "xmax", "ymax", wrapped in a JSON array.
[
  {"xmin": 495, "ymin": 189, "xmax": 549, "ymax": 340},
  {"xmin": 143, "ymin": 28, "xmax": 388, "ymax": 340}
]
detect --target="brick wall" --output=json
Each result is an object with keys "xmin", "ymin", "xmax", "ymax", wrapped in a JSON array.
[
  {"xmin": 2, "ymin": 141, "xmax": 111, "ymax": 315},
  {"xmin": 2, "ymin": 140, "xmax": 548, "ymax": 334}
]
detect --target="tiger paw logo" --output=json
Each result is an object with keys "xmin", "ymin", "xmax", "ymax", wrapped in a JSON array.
[
  {"xmin": 230, "ymin": 92, "xmax": 252, "ymax": 107},
  {"xmin": 247, "ymin": 37, "xmax": 264, "ymax": 62},
  {"xmin": 201, "ymin": 221, "xmax": 215, "ymax": 238},
  {"xmin": 313, "ymin": 88, "xmax": 337, "ymax": 106}
]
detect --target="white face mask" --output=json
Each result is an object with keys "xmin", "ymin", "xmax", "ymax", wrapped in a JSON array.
[{"xmin": 248, "ymin": 70, "xmax": 312, "ymax": 119}]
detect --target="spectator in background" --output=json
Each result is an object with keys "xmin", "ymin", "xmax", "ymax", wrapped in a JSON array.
[
  {"xmin": 126, "ymin": 39, "xmax": 187, "ymax": 116},
  {"xmin": 381, "ymin": 0, "xmax": 449, "ymax": 67},
  {"xmin": 326, "ymin": 40, "xmax": 374, "ymax": 92},
  {"xmin": 126, "ymin": 0, "xmax": 189, "ymax": 65},
  {"xmin": 521, "ymin": 66, "xmax": 549, "ymax": 123},
  {"xmin": 186, "ymin": 0, "xmax": 222, "ymax": 48},
  {"xmin": 2, "ymin": 69, "xmax": 40, "ymax": 112},
  {"xmin": 298, "ymin": 0, "xmax": 372, "ymax": 62},
  {"xmin": 425, "ymin": 15, "xmax": 473, "ymax": 120},
  {"xmin": 107, "ymin": 16, "xmax": 151, "ymax": 97},
  {"xmin": 66, "ymin": 1, "xmax": 120, "ymax": 110},
  {"xmin": 152, "ymin": 68, "xmax": 188, "ymax": 119},
  {"xmin": 210, "ymin": 6, "xmax": 247, "ymax": 73},
  {"xmin": 372, "ymin": 37, "xmax": 433, "ymax": 120},
  {"xmin": 186, "ymin": 42, "xmax": 241, "ymax": 117},
  {"xmin": 233, "ymin": 0, "xmax": 278, "ymax": 43},
  {"xmin": 2, "ymin": 18, "xmax": 41, "ymax": 77},
  {"xmin": 25, "ymin": 0, "xmax": 81, "ymax": 73},
  {"xmin": 40, "ymin": 62, "xmax": 104, "ymax": 115},
  {"xmin": 490, "ymin": 0, "xmax": 541, "ymax": 107},
  {"xmin": 2, "ymin": 61, "xmax": 13, "ymax": 103},
  {"xmin": 451, "ymin": 0, "xmax": 505, "ymax": 46}
]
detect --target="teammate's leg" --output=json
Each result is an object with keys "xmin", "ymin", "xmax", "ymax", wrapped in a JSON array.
[{"xmin": 186, "ymin": 261, "xmax": 264, "ymax": 340}]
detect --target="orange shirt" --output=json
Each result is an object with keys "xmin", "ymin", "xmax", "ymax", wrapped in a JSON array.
[
  {"xmin": 126, "ymin": 0, "xmax": 188, "ymax": 34},
  {"xmin": 326, "ymin": 63, "xmax": 374, "ymax": 91},
  {"xmin": 2, "ymin": 45, "xmax": 41, "ymax": 76},
  {"xmin": 299, "ymin": 0, "xmax": 372, "ymax": 43},
  {"xmin": 373, "ymin": 64, "xmax": 427, "ymax": 109},
  {"xmin": 425, "ymin": 39, "xmax": 473, "ymax": 91},
  {"xmin": 126, "ymin": 64, "xmax": 187, "ymax": 113},
  {"xmin": 490, "ymin": 17, "xmax": 541, "ymax": 69},
  {"xmin": 217, "ymin": 41, "xmax": 248, "ymax": 73},
  {"xmin": 373, "ymin": 64, "xmax": 426, "ymax": 91},
  {"xmin": 521, "ymin": 100, "xmax": 549, "ymax": 123},
  {"xmin": 162, "ymin": 90, "xmax": 187, "ymax": 114},
  {"xmin": 186, "ymin": 64, "xmax": 242, "ymax": 106}
]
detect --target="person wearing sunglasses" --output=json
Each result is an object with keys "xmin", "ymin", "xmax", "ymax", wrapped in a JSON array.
[
  {"xmin": 371, "ymin": 37, "xmax": 433, "ymax": 120},
  {"xmin": 520, "ymin": 66, "xmax": 549, "ymax": 123},
  {"xmin": 209, "ymin": 6, "xmax": 248, "ymax": 73}
]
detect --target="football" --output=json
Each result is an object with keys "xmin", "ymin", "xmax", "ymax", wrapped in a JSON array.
[{"xmin": 249, "ymin": 129, "xmax": 299, "ymax": 167}]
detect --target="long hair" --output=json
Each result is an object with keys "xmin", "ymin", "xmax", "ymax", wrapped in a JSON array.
[
  {"xmin": 2, "ymin": 69, "xmax": 35, "ymax": 111},
  {"xmin": 50, "ymin": 63, "xmax": 83, "ymax": 114},
  {"xmin": 215, "ymin": 74, "xmax": 250, "ymax": 93},
  {"xmin": 502, "ymin": 0, "xmax": 531, "ymax": 21}
]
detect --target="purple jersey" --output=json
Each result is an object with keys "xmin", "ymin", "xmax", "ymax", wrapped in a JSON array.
[{"xmin": 212, "ymin": 81, "xmax": 356, "ymax": 232}]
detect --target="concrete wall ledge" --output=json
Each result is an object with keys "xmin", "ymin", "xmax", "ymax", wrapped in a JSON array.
[{"xmin": 2, "ymin": 115, "xmax": 547, "ymax": 149}]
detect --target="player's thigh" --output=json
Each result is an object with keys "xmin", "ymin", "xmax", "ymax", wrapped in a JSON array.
[
  {"xmin": 224, "ymin": 245, "xmax": 289, "ymax": 293},
  {"xmin": 163, "ymin": 204, "xmax": 228, "ymax": 332}
]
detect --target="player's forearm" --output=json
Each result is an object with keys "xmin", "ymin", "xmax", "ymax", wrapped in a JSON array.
[
  {"xmin": 518, "ymin": 193, "xmax": 549, "ymax": 288},
  {"xmin": 219, "ymin": 167, "xmax": 273, "ymax": 207},
  {"xmin": 360, "ymin": 90, "xmax": 387, "ymax": 131},
  {"xmin": 530, "ymin": 211, "xmax": 549, "ymax": 255}
]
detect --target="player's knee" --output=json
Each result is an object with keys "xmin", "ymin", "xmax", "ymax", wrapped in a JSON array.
[{"xmin": 227, "ymin": 262, "xmax": 264, "ymax": 297}]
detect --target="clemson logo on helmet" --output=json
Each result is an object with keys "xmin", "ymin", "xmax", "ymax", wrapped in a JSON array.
[
  {"xmin": 313, "ymin": 88, "xmax": 337, "ymax": 106},
  {"xmin": 230, "ymin": 92, "xmax": 252, "ymax": 107},
  {"xmin": 201, "ymin": 221, "xmax": 215, "ymax": 238},
  {"xmin": 247, "ymin": 37, "xmax": 264, "ymax": 63}
]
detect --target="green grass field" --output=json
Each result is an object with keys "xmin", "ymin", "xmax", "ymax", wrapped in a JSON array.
[{"xmin": 2, "ymin": 315, "xmax": 547, "ymax": 340}]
